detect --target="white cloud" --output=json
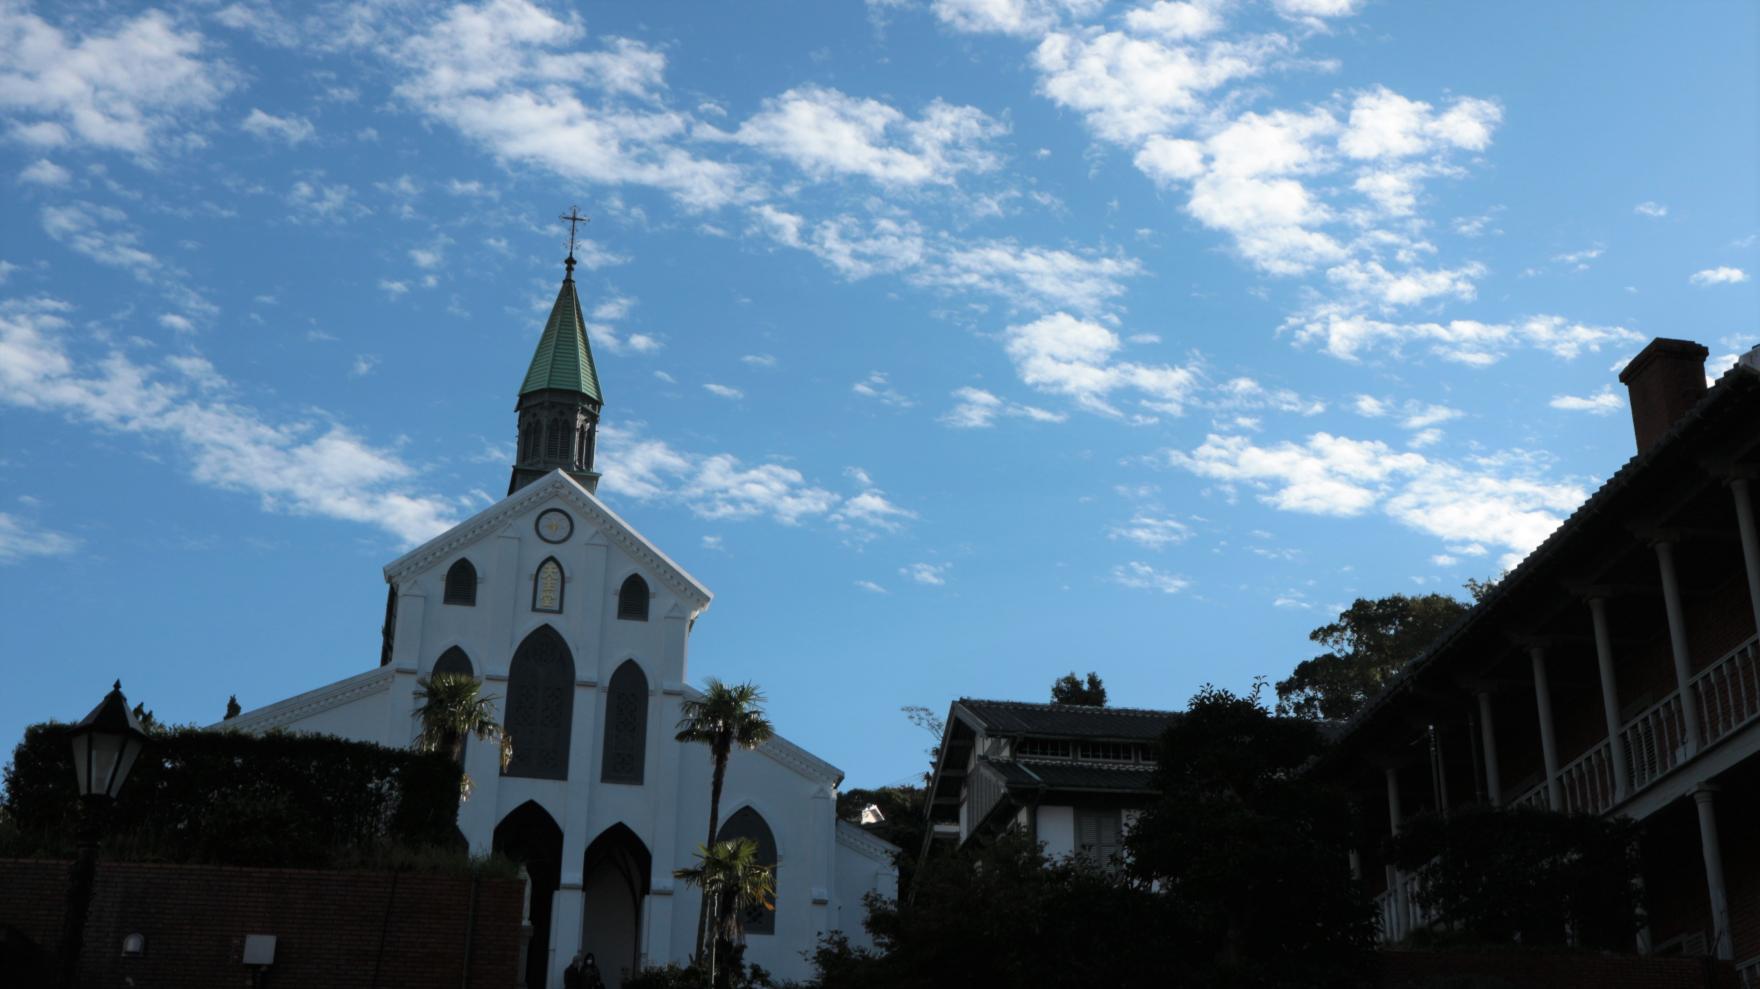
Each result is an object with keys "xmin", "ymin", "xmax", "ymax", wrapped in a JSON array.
[
  {"xmin": 1549, "ymin": 387, "xmax": 1623, "ymax": 415},
  {"xmin": 0, "ymin": 8, "xmax": 233, "ymax": 154},
  {"xmin": 1209, "ymin": 376, "xmax": 1326, "ymax": 416},
  {"xmin": 730, "ymin": 85, "xmax": 1006, "ymax": 186},
  {"xmin": 1108, "ymin": 514, "xmax": 1191, "ymax": 549},
  {"xmin": 0, "ymin": 512, "xmax": 80, "ymax": 563},
  {"xmin": 854, "ymin": 579, "xmax": 889, "ymax": 594},
  {"xmin": 1338, "ymin": 87, "xmax": 1501, "ymax": 160},
  {"xmin": 913, "ymin": 242, "xmax": 1142, "ymax": 314},
  {"xmin": 350, "ymin": 354, "xmax": 379, "ymax": 377},
  {"xmin": 158, "ymin": 313, "xmax": 195, "ymax": 333},
  {"xmin": 17, "ymin": 158, "xmax": 71, "ymax": 186},
  {"xmin": 1001, "ymin": 313, "xmax": 1199, "ymax": 417},
  {"xmin": 1271, "ymin": 0, "xmax": 1360, "ymax": 23},
  {"xmin": 1551, "ymin": 246, "xmax": 1602, "ymax": 271},
  {"xmin": 940, "ymin": 386, "xmax": 1065, "ymax": 427},
  {"xmin": 932, "ymin": 0, "xmax": 1103, "ymax": 37},
  {"xmin": 853, "ymin": 371, "xmax": 914, "ymax": 408},
  {"xmin": 703, "ymin": 383, "xmax": 743, "ymax": 399},
  {"xmin": 1326, "ymin": 259, "xmax": 1485, "ymax": 309},
  {"xmin": 378, "ymin": 279, "xmax": 410, "ymax": 298},
  {"xmin": 741, "ymin": 353, "xmax": 777, "ymax": 367},
  {"xmin": 1633, "ymin": 201, "xmax": 1667, "ymax": 218},
  {"xmin": 1690, "ymin": 266, "xmax": 1748, "ymax": 286},
  {"xmin": 1033, "ymin": 29, "xmax": 1284, "ymax": 144},
  {"xmin": 0, "ymin": 297, "xmax": 456, "ymax": 545},
  {"xmin": 1126, "ymin": 1, "xmax": 1226, "ymax": 40},
  {"xmin": 900, "ymin": 561, "xmax": 951, "ymax": 585},
  {"xmin": 392, "ymin": 0, "xmax": 744, "ymax": 210},
  {"xmin": 1168, "ymin": 431, "xmax": 1585, "ymax": 562},
  {"xmin": 833, "ymin": 487, "xmax": 917, "ymax": 533},
  {"xmin": 241, "ymin": 107, "xmax": 315, "ymax": 144},
  {"xmin": 1110, "ymin": 560, "xmax": 1190, "ymax": 594},
  {"xmin": 290, "ymin": 179, "xmax": 364, "ymax": 223},
  {"xmin": 1352, "ymin": 395, "xmax": 1463, "ymax": 430},
  {"xmin": 1290, "ymin": 308, "xmax": 1642, "ymax": 364}
]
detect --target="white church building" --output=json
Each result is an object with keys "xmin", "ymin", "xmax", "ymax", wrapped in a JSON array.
[{"xmin": 223, "ymin": 251, "xmax": 899, "ymax": 988}]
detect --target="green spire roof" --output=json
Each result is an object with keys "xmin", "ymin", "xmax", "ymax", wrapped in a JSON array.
[{"xmin": 519, "ymin": 272, "xmax": 602, "ymax": 402}]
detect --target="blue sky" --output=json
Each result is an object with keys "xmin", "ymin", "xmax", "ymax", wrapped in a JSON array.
[{"xmin": 2, "ymin": 0, "xmax": 1755, "ymax": 791}]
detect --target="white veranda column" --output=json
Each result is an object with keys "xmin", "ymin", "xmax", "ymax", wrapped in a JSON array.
[
  {"xmin": 1732, "ymin": 477, "xmax": 1760, "ymax": 638},
  {"xmin": 1385, "ymin": 765, "xmax": 1404, "ymax": 940},
  {"xmin": 1476, "ymin": 691, "xmax": 1502, "ymax": 806},
  {"xmin": 1529, "ymin": 647, "xmax": 1564, "ymax": 811},
  {"xmin": 1654, "ymin": 540, "xmax": 1703, "ymax": 754},
  {"xmin": 1588, "ymin": 597, "xmax": 1631, "ymax": 803},
  {"xmin": 1692, "ymin": 787, "xmax": 1734, "ymax": 961}
]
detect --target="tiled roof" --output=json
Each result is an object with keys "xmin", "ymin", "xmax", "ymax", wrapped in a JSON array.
[
  {"xmin": 955, "ymin": 699, "xmax": 1176, "ymax": 740},
  {"xmin": 520, "ymin": 275, "xmax": 602, "ymax": 401},
  {"xmin": 988, "ymin": 758, "xmax": 1159, "ymax": 793}
]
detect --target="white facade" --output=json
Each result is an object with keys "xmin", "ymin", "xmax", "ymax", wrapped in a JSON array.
[{"xmin": 226, "ymin": 470, "xmax": 897, "ymax": 988}]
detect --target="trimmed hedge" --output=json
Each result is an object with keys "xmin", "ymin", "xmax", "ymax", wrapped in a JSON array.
[{"xmin": 2, "ymin": 723, "xmax": 463, "ymax": 868}]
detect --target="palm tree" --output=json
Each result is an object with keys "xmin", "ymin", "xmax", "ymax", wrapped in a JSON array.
[
  {"xmin": 412, "ymin": 673, "xmax": 512, "ymax": 797},
  {"xmin": 676, "ymin": 679, "xmax": 774, "ymax": 953},
  {"xmin": 674, "ymin": 838, "xmax": 775, "ymax": 988}
]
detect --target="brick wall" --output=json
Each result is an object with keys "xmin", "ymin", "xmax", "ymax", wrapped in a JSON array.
[
  {"xmin": 1379, "ymin": 950, "xmax": 1739, "ymax": 988},
  {"xmin": 0, "ymin": 859, "xmax": 523, "ymax": 988}
]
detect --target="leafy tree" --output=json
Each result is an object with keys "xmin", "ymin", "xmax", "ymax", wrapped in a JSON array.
[
  {"xmin": 1463, "ymin": 572, "xmax": 1508, "ymax": 603},
  {"xmin": 412, "ymin": 672, "xmax": 511, "ymax": 798},
  {"xmin": 674, "ymin": 838, "xmax": 776, "ymax": 988},
  {"xmin": 1126, "ymin": 685, "xmax": 1373, "ymax": 986},
  {"xmin": 1275, "ymin": 593, "xmax": 1468, "ymax": 720},
  {"xmin": 223, "ymin": 695, "xmax": 242, "ymax": 720},
  {"xmin": 1049, "ymin": 671, "xmax": 1107, "ymax": 706},
  {"xmin": 846, "ymin": 830, "xmax": 1183, "ymax": 989},
  {"xmin": 676, "ymin": 679, "xmax": 774, "ymax": 954},
  {"xmin": 836, "ymin": 785, "xmax": 926, "ymax": 897}
]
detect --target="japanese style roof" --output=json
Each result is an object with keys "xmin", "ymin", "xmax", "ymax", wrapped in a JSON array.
[
  {"xmin": 984, "ymin": 757, "xmax": 1159, "ymax": 794},
  {"xmin": 519, "ymin": 274, "xmax": 602, "ymax": 401},
  {"xmin": 953, "ymin": 699, "xmax": 1177, "ymax": 740}
]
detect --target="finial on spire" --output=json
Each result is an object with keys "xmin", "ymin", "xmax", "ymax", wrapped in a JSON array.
[{"xmin": 560, "ymin": 205, "xmax": 589, "ymax": 277}]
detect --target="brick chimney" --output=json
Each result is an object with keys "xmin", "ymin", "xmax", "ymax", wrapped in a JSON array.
[{"xmin": 1618, "ymin": 337, "xmax": 1708, "ymax": 453}]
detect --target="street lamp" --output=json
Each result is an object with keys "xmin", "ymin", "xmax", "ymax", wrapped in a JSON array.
[{"xmin": 57, "ymin": 680, "xmax": 149, "ymax": 989}]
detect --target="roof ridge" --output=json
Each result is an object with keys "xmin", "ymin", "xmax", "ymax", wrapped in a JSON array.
[{"xmin": 959, "ymin": 697, "xmax": 1177, "ymax": 717}]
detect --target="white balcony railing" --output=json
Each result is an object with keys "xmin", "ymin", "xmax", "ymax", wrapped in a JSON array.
[{"xmin": 1511, "ymin": 635, "xmax": 1759, "ymax": 815}]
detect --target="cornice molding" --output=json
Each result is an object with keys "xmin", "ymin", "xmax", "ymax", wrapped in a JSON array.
[
  {"xmin": 216, "ymin": 666, "xmax": 395, "ymax": 733},
  {"xmin": 836, "ymin": 819, "xmax": 900, "ymax": 864}
]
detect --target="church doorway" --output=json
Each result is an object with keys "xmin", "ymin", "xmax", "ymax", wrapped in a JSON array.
[
  {"xmin": 581, "ymin": 823, "xmax": 651, "ymax": 989},
  {"xmin": 495, "ymin": 801, "xmax": 564, "ymax": 989}
]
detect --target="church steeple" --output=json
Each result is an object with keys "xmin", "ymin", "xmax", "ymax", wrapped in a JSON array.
[{"xmin": 510, "ymin": 238, "xmax": 605, "ymax": 495}]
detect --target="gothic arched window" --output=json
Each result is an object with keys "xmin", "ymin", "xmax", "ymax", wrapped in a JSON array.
[
  {"xmin": 504, "ymin": 625, "xmax": 574, "ymax": 779},
  {"xmin": 444, "ymin": 558, "xmax": 477, "ymax": 606},
  {"xmin": 716, "ymin": 807, "xmax": 777, "ymax": 935},
  {"xmin": 617, "ymin": 574, "xmax": 650, "ymax": 621},
  {"xmin": 533, "ymin": 557, "xmax": 564, "ymax": 613},
  {"xmin": 601, "ymin": 660, "xmax": 648, "ymax": 785},
  {"xmin": 433, "ymin": 646, "xmax": 473, "ymax": 677}
]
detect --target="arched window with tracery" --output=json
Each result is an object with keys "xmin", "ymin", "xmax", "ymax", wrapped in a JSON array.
[
  {"xmin": 533, "ymin": 557, "xmax": 564, "ymax": 613},
  {"xmin": 716, "ymin": 806, "xmax": 777, "ymax": 935},
  {"xmin": 617, "ymin": 574, "xmax": 650, "ymax": 621},
  {"xmin": 444, "ymin": 558, "xmax": 477, "ymax": 606},
  {"xmin": 601, "ymin": 660, "xmax": 648, "ymax": 785},
  {"xmin": 504, "ymin": 625, "xmax": 574, "ymax": 779}
]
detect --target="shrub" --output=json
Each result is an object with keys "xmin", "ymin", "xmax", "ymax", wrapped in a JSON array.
[{"xmin": 2, "ymin": 723, "xmax": 464, "ymax": 869}]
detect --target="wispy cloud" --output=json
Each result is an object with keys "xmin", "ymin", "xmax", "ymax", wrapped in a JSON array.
[
  {"xmin": 1690, "ymin": 266, "xmax": 1748, "ymax": 286},
  {"xmin": 0, "ymin": 512, "xmax": 80, "ymax": 563}
]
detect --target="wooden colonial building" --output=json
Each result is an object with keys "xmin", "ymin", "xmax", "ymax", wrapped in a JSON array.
[{"xmin": 1325, "ymin": 339, "xmax": 1760, "ymax": 976}]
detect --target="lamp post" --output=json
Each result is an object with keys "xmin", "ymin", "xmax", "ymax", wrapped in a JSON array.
[{"xmin": 57, "ymin": 680, "xmax": 149, "ymax": 989}]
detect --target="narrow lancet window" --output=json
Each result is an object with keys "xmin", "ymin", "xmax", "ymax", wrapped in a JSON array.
[
  {"xmin": 444, "ymin": 558, "xmax": 478, "ymax": 606},
  {"xmin": 533, "ymin": 558, "xmax": 564, "ymax": 613},
  {"xmin": 617, "ymin": 574, "xmax": 650, "ymax": 621},
  {"xmin": 601, "ymin": 661, "xmax": 648, "ymax": 784}
]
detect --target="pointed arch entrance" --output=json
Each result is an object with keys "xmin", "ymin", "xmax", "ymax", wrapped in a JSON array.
[
  {"xmin": 494, "ymin": 801, "xmax": 564, "ymax": 989},
  {"xmin": 581, "ymin": 823, "xmax": 652, "ymax": 989}
]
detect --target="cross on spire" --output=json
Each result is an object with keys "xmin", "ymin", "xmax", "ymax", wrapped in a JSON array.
[{"xmin": 560, "ymin": 205, "xmax": 589, "ymax": 276}]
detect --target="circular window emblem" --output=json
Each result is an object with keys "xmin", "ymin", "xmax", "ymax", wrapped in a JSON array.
[{"xmin": 535, "ymin": 509, "xmax": 574, "ymax": 543}]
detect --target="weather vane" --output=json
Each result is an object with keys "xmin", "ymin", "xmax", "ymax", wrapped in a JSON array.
[{"xmin": 560, "ymin": 205, "xmax": 589, "ymax": 259}]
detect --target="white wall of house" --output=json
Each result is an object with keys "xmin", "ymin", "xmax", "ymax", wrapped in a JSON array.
[{"xmin": 1036, "ymin": 804, "xmax": 1076, "ymax": 859}]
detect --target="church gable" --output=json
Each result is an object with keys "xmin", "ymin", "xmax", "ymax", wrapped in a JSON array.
[{"xmin": 384, "ymin": 470, "xmax": 711, "ymax": 616}]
